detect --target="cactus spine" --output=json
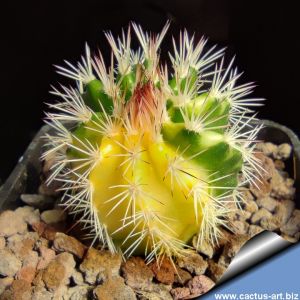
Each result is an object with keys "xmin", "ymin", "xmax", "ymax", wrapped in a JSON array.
[{"xmin": 43, "ymin": 22, "xmax": 264, "ymax": 262}]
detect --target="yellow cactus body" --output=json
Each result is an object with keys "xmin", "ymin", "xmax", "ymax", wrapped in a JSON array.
[{"xmin": 88, "ymin": 131, "xmax": 209, "ymax": 255}]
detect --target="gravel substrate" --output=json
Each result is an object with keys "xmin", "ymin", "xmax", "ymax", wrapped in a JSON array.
[{"xmin": 0, "ymin": 142, "xmax": 299, "ymax": 299}]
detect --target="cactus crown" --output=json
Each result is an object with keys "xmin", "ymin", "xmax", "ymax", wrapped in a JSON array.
[{"xmin": 43, "ymin": 22, "xmax": 264, "ymax": 263}]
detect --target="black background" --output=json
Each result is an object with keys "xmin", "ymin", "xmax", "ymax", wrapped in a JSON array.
[{"xmin": 1, "ymin": 0, "xmax": 299, "ymax": 182}]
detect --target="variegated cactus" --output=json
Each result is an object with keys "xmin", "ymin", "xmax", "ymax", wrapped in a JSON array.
[{"xmin": 43, "ymin": 22, "xmax": 264, "ymax": 262}]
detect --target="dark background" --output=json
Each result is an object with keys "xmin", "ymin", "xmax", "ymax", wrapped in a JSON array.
[{"xmin": 1, "ymin": 0, "xmax": 299, "ymax": 182}]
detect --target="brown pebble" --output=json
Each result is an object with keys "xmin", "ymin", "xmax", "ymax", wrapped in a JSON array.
[
  {"xmin": 280, "ymin": 209, "xmax": 300, "ymax": 236},
  {"xmin": 219, "ymin": 235, "xmax": 248, "ymax": 267},
  {"xmin": 174, "ymin": 267, "xmax": 192, "ymax": 285},
  {"xmin": 260, "ymin": 217, "xmax": 281, "ymax": 231},
  {"xmin": 187, "ymin": 275, "xmax": 215, "ymax": 297},
  {"xmin": 16, "ymin": 266, "xmax": 36, "ymax": 284},
  {"xmin": 171, "ymin": 287, "xmax": 191, "ymax": 300},
  {"xmin": 251, "ymin": 208, "xmax": 272, "ymax": 225},
  {"xmin": 80, "ymin": 248, "xmax": 122, "ymax": 285},
  {"xmin": 243, "ymin": 200, "xmax": 259, "ymax": 214},
  {"xmin": 150, "ymin": 258, "xmax": 176, "ymax": 285},
  {"xmin": 94, "ymin": 276, "xmax": 136, "ymax": 300},
  {"xmin": 256, "ymin": 196, "xmax": 278, "ymax": 212},
  {"xmin": 0, "ymin": 279, "xmax": 32, "ymax": 300},
  {"xmin": 7, "ymin": 234, "xmax": 36, "ymax": 261},
  {"xmin": 207, "ymin": 260, "xmax": 226, "ymax": 282},
  {"xmin": 42, "ymin": 260, "xmax": 66, "ymax": 291},
  {"xmin": 275, "ymin": 200, "xmax": 295, "ymax": 225},
  {"xmin": 122, "ymin": 257, "xmax": 154, "ymax": 290},
  {"xmin": 177, "ymin": 251, "xmax": 208, "ymax": 275},
  {"xmin": 270, "ymin": 171, "xmax": 295, "ymax": 199},
  {"xmin": 32, "ymin": 222, "xmax": 57, "ymax": 241},
  {"xmin": 231, "ymin": 220, "xmax": 249, "ymax": 235},
  {"xmin": 37, "ymin": 246, "xmax": 56, "ymax": 270},
  {"xmin": 248, "ymin": 225, "xmax": 264, "ymax": 237},
  {"xmin": 250, "ymin": 178, "xmax": 272, "ymax": 199},
  {"xmin": 53, "ymin": 232, "xmax": 86, "ymax": 259},
  {"xmin": 0, "ymin": 277, "xmax": 14, "ymax": 295},
  {"xmin": 192, "ymin": 236, "xmax": 214, "ymax": 258}
]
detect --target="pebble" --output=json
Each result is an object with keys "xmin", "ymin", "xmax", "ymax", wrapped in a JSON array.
[
  {"xmin": 15, "ymin": 206, "xmax": 41, "ymax": 225},
  {"xmin": 21, "ymin": 194, "xmax": 54, "ymax": 210},
  {"xmin": 42, "ymin": 252, "xmax": 75, "ymax": 291},
  {"xmin": 219, "ymin": 235, "xmax": 248, "ymax": 267},
  {"xmin": 32, "ymin": 222, "xmax": 58, "ymax": 241},
  {"xmin": 192, "ymin": 236, "xmax": 214, "ymax": 258},
  {"xmin": 0, "ymin": 277, "xmax": 14, "ymax": 295},
  {"xmin": 7, "ymin": 233, "xmax": 37, "ymax": 261},
  {"xmin": 0, "ymin": 249, "xmax": 22, "ymax": 277},
  {"xmin": 243, "ymin": 200, "xmax": 259, "ymax": 214},
  {"xmin": 257, "ymin": 143, "xmax": 292, "ymax": 161},
  {"xmin": 0, "ymin": 210, "xmax": 27, "ymax": 237},
  {"xmin": 250, "ymin": 178, "xmax": 272, "ymax": 199},
  {"xmin": 280, "ymin": 210, "xmax": 300, "ymax": 236},
  {"xmin": 23, "ymin": 250, "xmax": 39, "ymax": 269},
  {"xmin": 31, "ymin": 286, "xmax": 53, "ymax": 300},
  {"xmin": 260, "ymin": 217, "xmax": 281, "ymax": 231},
  {"xmin": 150, "ymin": 258, "xmax": 176, "ymax": 285},
  {"xmin": 231, "ymin": 220, "xmax": 250, "ymax": 235},
  {"xmin": 80, "ymin": 248, "xmax": 122, "ymax": 285},
  {"xmin": 71, "ymin": 269, "xmax": 85, "ymax": 286},
  {"xmin": 37, "ymin": 245, "xmax": 56, "ymax": 270},
  {"xmin": 254, "ymin": 153, "xmax": 276, "ymax": 180},
  {"xmin": 42, "ymin": 259, "xmax": 66, "ymax": 291},
  {"xmin": 248, "ymin": 225, "xmax": 264, "ymax": 237},
  {"xmin": 16, "ymin": 266, "xmax": 36, "ymax": 284},
  {"xmin": 276, "ymin": 144, "xmax": 292, "ymax": 160},
  {"xmin": 67, "ymin": 285, "xmax": 90, "ymax": 300},
  {"xmin": 256, "ymin": 196, "xmax": 278, "ymax": 212},
  {"xmin": 275, "ymin": 200, "xmax": 295, "ymax": 224},
  {"xmin": 251, "ymin": 208, "xmax": 272, "ymax": 225},
  {"xmin": 187, "ymin": 275, "xmax": 215, "ymax": 297},
  {"xmin": 140, "ymin": 283, "xmax": 173, "ymax": 300},
  {"xmin": 174, "ymin": 267, "xmax": 192, "ymax": 285},
  {"xmin": 53, "ymin": 232, "xmax": 86, "ymax": 259},
  {"xmin": 41, "ymin": 209, "xmax": 67, "ymax": 224},
  {"xmin": 122, "ymin": 257, "xmax": 154, "ymax": 290},
  {"xmin": 177, "ymin": 251, "xmax": 208, "ymax": 275},
  {"xmin": 207, "ymin": 260, "xmax": 226, "ymax": 282},
  {"xmin": 94, "ymin": 276, "xmax": 136, "ymax": 300},
  {"xmin": 171, "ymin": 287, "xmax": 191, "ymax": 300},
  {"xmin": 0, "ymin": 279, "xmax": 32, "ymax": 300},
  {"xmin": 270, "ymin": 171, "xmax": 295, "ymax": 199},
  {"xmin": 256, "ymin": 142, "xmax": 278, "ymax": 157}
]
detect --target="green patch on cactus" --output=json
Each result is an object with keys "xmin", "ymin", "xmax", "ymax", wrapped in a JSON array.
[{"xmin": 83, "ymin": 79, "xmax": 114, "ymax": 113}]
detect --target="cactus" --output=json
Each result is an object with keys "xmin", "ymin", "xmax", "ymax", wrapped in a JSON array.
[{"xmin": 43, "ymin": 22, "xmax": 264, "ymax": 262}]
